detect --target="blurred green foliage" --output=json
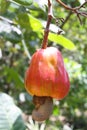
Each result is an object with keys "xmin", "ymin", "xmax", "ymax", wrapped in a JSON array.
[{"xmin": 0, "ymin": 0, "xmax": 87, "ymax": 130}]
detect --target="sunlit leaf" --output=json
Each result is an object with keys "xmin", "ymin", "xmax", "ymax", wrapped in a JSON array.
[
  {"xmin": 0, "ymin": 21, "xmax": 22, "ymax": 43},
  {"xmin": 13, "ymin": 0, "xmax": 32, "ymax": 6},
  {"xmin": 53, "ymin": 106, "xmax": 60, "ymax": 116},
  {"xmin": 29, "ymin": 14, "xmax": 42, "ymax": 31},
  {"xmin": 78, "ymin": 0, "xmax": 85, "ymax": 4},
  {"xmin": 48, "ymin": 32, "xmax": 76, "ymax": 50},
  {"xmin": 42, "ymin": 21, "xmax": 65, "ymax": 34},
  {"xmin": 17, "ymin": 13, "xmax": 42, "ymax": 31},
  {"xmin": 33, "ymin": 0, "xmax": 47, "ymax": 10},
  {"xmin": 0, "ymin": 93, "xmax": 26, "ymax": 130}
]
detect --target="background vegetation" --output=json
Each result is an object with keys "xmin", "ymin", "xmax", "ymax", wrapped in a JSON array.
[{"xmin": 0, "ymin": 0, "xmax": 87, "ymax": 130}]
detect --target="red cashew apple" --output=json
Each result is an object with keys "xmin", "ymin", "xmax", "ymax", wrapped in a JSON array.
[{"xmin": 25, "ymin": 47, "xmax": 70, "ymax": 121}]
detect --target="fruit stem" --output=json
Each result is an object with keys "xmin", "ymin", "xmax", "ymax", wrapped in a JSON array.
[{"xmin": 42, "ymin": 0, "xmax": 53, "ymax": 49}]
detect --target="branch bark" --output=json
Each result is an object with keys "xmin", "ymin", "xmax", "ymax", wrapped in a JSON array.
[
  {"xmin": 41, "ymin": 0, "xmax": 53, "ymax": 49},
  {"xmin": 56, "ymin": 0, "xmax": 87, "ymax": 23},
  {"xmin": 56, "ymin": 0, "xmax": 87, "ymax": 11}
]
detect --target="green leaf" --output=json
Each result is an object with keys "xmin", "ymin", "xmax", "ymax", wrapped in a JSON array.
[
  {"xmin": 48, "ymin": 32, "xmax": 76, "ymax": 50},
  {"xmin": 42, "ymin": 21, "xmax": 65, "ymax": 34},
  {"xmin": 53, "ymin": 106, "xmax": 60, "ymax": 116},
  {"xmin": 0, "ymin": 31, "xmax": 22, "ymax": 43},
  {"xmin": 33, "ymin": 0, "xmax": 47, "ymax": 11},
  {"xmin": 25, "ymin": 92, "xmax": 32, "ymax": 101},
  {"xmin": 13, "ymin": 0, "xmax": 32, "ymax": 6},
  {"xmin": 29, "ymin": 14, "xmax": 42, "ymax": 31},
  {"xmin": 0, "ymin": 0, "xmax": 10, "ymax": 14},
  {"xmin": 17, "ymin": 13, "xmax": 42, "ymax": 31},
  {"xmin": 5, "ymin": 67, "xmax": 24, "ymax": 88},
  {"xmin": 0, "ymin": 93, "xmax": 26, "ymax": 130},
  {"xmin": 0, "ymin": 21, "xmax": 22, "ymax": 43}
]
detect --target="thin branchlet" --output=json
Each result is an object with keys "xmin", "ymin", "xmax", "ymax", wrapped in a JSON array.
[{"xmin": 56, "ymin": 0, "xmax": 87, "ymax": 24}]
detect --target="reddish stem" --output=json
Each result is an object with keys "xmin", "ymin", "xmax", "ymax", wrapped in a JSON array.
[
  {"xmin": 41, "ymin": 0, "xmax": 53, "ymax": 49},
  {"xmin": 56, "ymin": 0, "xmax": 87, "ymax": 11}
]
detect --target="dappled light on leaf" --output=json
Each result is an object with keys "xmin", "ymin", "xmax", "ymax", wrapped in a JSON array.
[{"xmin": 49, "ymin": 32, "xmax": 76, "ymax": 50}]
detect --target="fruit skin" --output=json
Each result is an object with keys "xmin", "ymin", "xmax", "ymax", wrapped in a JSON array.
[{"xmin": 25, "ymin": 47, "xmax": 70, "ymax": 100}]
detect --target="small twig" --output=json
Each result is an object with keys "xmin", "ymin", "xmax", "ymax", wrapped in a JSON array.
[
  {"xmin": 22, "ymin": 39, "xmax": 31, "ymax": 60},
  {"xmin": 56, "ymin": 0, "xmax": 87, "ymax": 23},
  {"xmin": 56, "ymin": 0, "xmax": 87, "ymax": 11},
  {"xmin": 41, "ymin": 0, "xmax": 53, "ymax": 49},
  {"xmin": 60, "ymin": 12, "xmax": 72, "ymax": 28}
]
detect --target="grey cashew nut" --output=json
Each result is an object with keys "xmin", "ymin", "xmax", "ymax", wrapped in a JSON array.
[{"xmin": 32, "ymin": 96, "xmax": 53, "ymax": 122}]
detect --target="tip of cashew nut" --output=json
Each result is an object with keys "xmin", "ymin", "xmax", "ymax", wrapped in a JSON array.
[{"xmin": 32, "ymin": 96, "xmax": 53, "ymax": 121}]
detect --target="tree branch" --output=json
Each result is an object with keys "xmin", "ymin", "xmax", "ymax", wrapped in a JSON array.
[
  {"xmin": 60, "ymin": 12, "xmax": 72, "ymax": 28},
  {"xmin": 56, "ymin": 0, "xmax": 87, "ymax": 11},
  {"xmin": 56, "ymin": 0, "xmax": 87, "ymax": 23},
  {"xmin": 41, "ymin": 0, "xmax": 53, "ymax": 49}
]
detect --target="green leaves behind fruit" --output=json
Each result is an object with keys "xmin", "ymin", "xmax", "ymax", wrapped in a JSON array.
[
  {"xmin": 0, "ymin": 21, "xmax": 22, "ymax": 43},
  {"xmin": 4, "ymin": 67, "xmax": 24, "ymax": 89},
  {"xmin": 13, "ymin": 0, "xmax": 32, "ymax": 6}
]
